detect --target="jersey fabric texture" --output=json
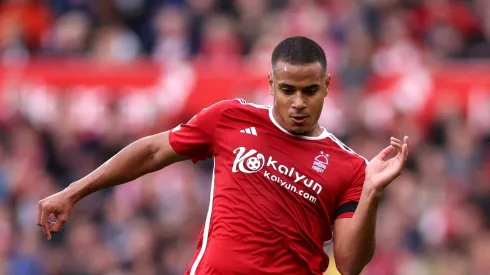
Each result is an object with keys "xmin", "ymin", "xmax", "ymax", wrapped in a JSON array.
[{"xmin": 168, "ymin": 99, "xmax": 368, "ymax": 275}]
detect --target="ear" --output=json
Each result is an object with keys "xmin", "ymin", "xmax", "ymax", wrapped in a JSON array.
[
  {"xmin": 324, "ymin": 74, "xmax": 331, "ymax": 98},
  {"xmin": 268, "ymin": 72, "xmax": 274, "ymax": 96}
]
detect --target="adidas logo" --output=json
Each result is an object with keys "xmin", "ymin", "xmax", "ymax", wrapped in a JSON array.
[{"xmin": 240, "ymin": 127, "xmax": 257, "ymax": 136}]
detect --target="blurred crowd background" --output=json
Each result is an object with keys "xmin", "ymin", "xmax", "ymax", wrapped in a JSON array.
[{"xmin": 1, "ymin": 0, "xmax": 490, "ymax": 274}]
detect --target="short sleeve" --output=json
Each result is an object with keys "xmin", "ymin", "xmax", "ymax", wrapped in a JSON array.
[
  {"xmin": 168, "ymin": 99, "xmax": 239, "ymax": 163},
  {"xmin": 335, "ymin": 158, "xmax": 367, "ymax": 220}
]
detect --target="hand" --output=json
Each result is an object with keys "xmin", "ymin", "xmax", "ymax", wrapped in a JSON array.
[
  {"xmin": 37, "ymin": 189, "xmax": 74, "ymax": 240},
  {"xmin": 364, "ymin": 136, "xmax": 409, "ymax": 194}
]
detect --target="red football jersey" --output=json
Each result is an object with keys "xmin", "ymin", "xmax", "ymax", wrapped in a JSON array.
[{"xmin": 169, "ymin": 99, "xmax": 368, "ymax": 275}]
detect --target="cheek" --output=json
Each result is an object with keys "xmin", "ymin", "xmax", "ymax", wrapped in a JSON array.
[
  {"xmin": 276, "ymin": 102, "xmax": 289, "ymax": 115},
  {"xmin": 274, "ymin": 94, "xmax": 288, "ymax": 106},
  {"xmin": 316, "ymin": 100, "xmax": 324, "ymax": 112},
  {"xmin": 274, "ymin": 99, "xmax": 290, "ymax": 116},
  {"xmin": 309, "ymin": 99, "xmax": 324, "ymax": 116}
]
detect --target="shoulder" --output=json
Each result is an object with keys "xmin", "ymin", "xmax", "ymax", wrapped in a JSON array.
[
  {"xmin": 202, "ymin": 98, "xmax": 246, "ymax": 112},
  {"xmin": 324, "ymin": 132, "xmax": 368, "ymax": 169},
  {"xmin": 204, "ymin": 98, "xmax": 268, "ymax": 111},
  {"xmin": 201, "ymin": 98, "xmax": 269, "ymax": 119}
]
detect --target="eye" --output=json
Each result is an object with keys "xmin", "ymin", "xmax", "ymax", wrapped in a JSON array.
[
  {"xmin": 304, "ymin": 88, "xmax": 318, "ymax": 95},
  {"xmin": 281, "ymin": 87, "xmax": 294, "ymax": 94}
]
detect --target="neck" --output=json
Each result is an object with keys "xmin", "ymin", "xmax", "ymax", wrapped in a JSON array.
[{"xmin": 302, "ymin": 124, "xmax": 323, "ymax": 137}]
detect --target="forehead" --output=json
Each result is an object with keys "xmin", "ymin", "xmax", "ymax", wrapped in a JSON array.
[{"xmin": 273, "ymin": 61, "xmax": 324, "ymax": 85}]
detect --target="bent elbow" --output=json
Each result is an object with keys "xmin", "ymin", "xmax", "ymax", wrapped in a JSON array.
[
  {"xmin": 335, "ymin": 256, "xmax": 367, "ymax": 275},
  {"xmin": 336, "ymin": 266, "xmax": 363, "ymax": 275}
]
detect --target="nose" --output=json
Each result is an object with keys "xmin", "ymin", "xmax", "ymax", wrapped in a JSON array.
[{"xmin": 291, "ymin": 92, "xmax": 306, "ymax": 110}]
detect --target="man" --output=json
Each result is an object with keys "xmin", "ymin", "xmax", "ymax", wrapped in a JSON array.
[{"xmin": 37, "ymin": 36, "xmax": 409, "ymax": 275}]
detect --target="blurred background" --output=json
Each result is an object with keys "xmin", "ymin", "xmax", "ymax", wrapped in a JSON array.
[{"xmin": 0, "ymin": 0, "xmax": 490, "ymax": 274}]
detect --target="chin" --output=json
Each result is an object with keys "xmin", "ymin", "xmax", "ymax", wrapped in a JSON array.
[
  {"xmin": 287, "ymin": 121, "xmax": 318, "ymax": 135},
  {"xmin": 288, "ymin": 126, "xmax": 309, "ymax": 136}
]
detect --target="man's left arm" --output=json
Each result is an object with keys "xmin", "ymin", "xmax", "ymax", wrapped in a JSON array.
[
  {"xmin": 333, "ymin": 186, "xmax": 381, "ymax": 275},
  {"xmin": 333, "ymin": 136, "xmax": 409, "ymax": 275}
]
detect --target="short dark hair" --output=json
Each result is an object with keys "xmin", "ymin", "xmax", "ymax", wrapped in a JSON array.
[{"xmin": 271, "ymin": 36, "xmax": 327, "ymax": 73}]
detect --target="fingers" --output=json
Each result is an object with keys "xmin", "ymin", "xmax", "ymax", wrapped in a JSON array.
[
  {"xmin": 378, "ymin": 136, "xmax": 407, "ymax": 161},
  {"xmin": 38, "ymin": 200, "xmax": 58, "ymax": 240},
  {"xmin": 403, "ymin": 136, "xmax": 409, "ymax": 145},
  {"xmin": 47, "ymin": 220, "xmax": 55, "ymax": 234},
  {"xmin": 402, "ymin": 136, "xmax": 409, "ymax": 161},
  {"xmin": 390, "ymin": 136, "xmax": 409, "ymax": 150},
  {"xmin": 377, "ymin": 145, "xmax": 395, "ymax": 161},
  {"xmin": 37, "ymin": 192, "xmax": 72, "ymax": 241},
  {"xmin": 390, "ymin": 137, "xmax": 403, "ymax": 150},
  {"xmin": 51, "ymin": 214, "xmax": 67, "ymax": 233},
  {"xmin": 37, "ymin": 201, "xmax": 48, "ymax": 239},
  {"xmin": 391, "ymin": 136, "xmax": 409, "ymax": 170},
  {"xmin": 39, "ymin": 207, "xmax": 52, "ymax": 240}
]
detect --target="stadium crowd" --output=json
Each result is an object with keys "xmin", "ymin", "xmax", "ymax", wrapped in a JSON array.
[{"xmin": 1, "ymin": 0, "xmax": 490, "ymax": 274}]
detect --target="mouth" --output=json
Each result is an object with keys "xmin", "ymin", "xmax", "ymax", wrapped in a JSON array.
[{"xmin": 290, "ymin": 116, "xmax": 308, "ymax": 124}]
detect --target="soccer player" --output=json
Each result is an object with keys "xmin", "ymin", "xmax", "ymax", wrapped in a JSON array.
[{"xmin": 37, "ymin": 36, "xmax": 409, "ymax": 275}]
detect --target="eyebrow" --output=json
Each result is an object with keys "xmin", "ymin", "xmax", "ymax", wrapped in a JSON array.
[
  {"xmin": 304, "ymin": 84, "xmax": 320, "ymax": 89},
  {"xmin": 278, "ymin": 83, "xmax": 320, "ymax": 89},
  {"xmin": 278, "ymin": 83, "xmax": 294, "ymax": 88}
]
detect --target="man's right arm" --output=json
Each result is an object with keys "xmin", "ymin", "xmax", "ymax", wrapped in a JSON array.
[
  {"xmin": 66, "ymin": 131, "xmax": 187, "ymax": 203},
  {"xmin": 37, "ymin": 131, "xmax": 187, "ymax": 239},
  {"xmin": 61, "ymin": 98, "xmax": 240, "ymax": 203},
  {"xmin": 37, "ymin": 99, "xmax": 239, "ymax": 239}
]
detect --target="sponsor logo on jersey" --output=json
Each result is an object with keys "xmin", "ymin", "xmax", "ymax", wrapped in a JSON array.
[
  {"xmin": 232, "ymin": 147, "xmax": 323, "ymax": 198},
  {"xmin": 231, "ymin": 147, "xmax": 265, "ymax": 173}
]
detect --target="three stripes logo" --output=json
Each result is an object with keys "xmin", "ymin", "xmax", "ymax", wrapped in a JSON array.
[{"xmin": 240, "ymin": 127, "xmax": 257, "ymax": 136}]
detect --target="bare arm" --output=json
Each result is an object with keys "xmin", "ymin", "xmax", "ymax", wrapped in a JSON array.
[
  {"xmin": 37, "ymin": 131, "xmax": 187, "ymax": 239},
  {"xmin": 333, "ymin": 189, "xmax": 381, "ymax": 275},
  {"xmin": 37, "ymin": 100, "xmax": 233, "ymax": 240},
  {"xmin": 66, "ymin": 131, "xmax": 187, "ymax": 202},
  {"xmin": 333, "ymin": 136, "xmax": 409, "ymax": 275}
]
